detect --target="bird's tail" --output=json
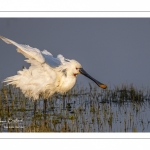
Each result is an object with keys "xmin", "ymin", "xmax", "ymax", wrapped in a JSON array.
[
  {"xmin": 3, "ymin": 74, "xmax": 39, "ymax": 100},
  {"xmin": 3, "ymin": 75, "xmax": 20, "ymax": 86}
]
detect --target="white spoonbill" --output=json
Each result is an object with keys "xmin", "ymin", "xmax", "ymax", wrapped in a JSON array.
[{"xmin": 0, "ymin": 36, "xmax": 107, "ymax": 100}]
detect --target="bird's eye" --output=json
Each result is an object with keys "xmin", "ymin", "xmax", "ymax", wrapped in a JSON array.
[{"xmin": 76, "ymin": 68, "xmax": 78, "ymax": 70}]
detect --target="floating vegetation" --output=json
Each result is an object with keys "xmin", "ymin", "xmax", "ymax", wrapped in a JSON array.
[{"xmin": 0, "ymin": 84, "xmax": 150, "ymax": 132}]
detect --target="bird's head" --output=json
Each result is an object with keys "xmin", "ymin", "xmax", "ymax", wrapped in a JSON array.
[
  {"xmin": 68, "ymin": 60, "xmax": 82, "ymax": 77},
  {"xmin": 68, "ymin": 60, "xmax": 107, "ymax": 89}
]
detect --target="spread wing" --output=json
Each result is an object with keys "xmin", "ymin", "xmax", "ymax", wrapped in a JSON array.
[{"xmin": 0, "ymin": 35, "xmax": 70, "ymax": 67}]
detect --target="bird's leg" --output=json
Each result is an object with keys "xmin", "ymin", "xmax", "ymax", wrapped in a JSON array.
[
  {"xmin": 63, "ymin": 95, "xmax": 65, "ymax": 110},
  {"xmin": 34, "ymin": 101, "xmax": 36, "ymax": 114},
  {"xmin": 43, "ymin": 99, "xmax": 47, "ymax": 127},
  {"xmin": 43, "ymin": 99, "xmax": 47, "ymax": 114}
]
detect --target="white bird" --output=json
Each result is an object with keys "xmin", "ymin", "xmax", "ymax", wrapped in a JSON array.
[{"xmin": 0, "ymin": 36, "xmax": 107, "ymax": 100}]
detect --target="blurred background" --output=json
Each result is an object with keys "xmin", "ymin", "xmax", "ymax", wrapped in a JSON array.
[{"xmin": 0, "ymin": 18, "xmax": 150, "ymax": 88}]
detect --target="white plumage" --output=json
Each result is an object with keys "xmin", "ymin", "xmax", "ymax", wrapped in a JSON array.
[{"xmin": 0, "ymin": 36, "xmax": 107, "ymax": 100}]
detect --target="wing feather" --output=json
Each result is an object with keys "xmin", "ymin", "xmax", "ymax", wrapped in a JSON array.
[
  {"xmin": 41, "ymin": 50, "xmax": 61, "ymax": 67},
  {"xmin": 0, "ymin": 36, "xmax": 45, "ymax": 63},
  {"xmin": 0, "ymin": 35, "xmax": 70, "ymax": 68}
]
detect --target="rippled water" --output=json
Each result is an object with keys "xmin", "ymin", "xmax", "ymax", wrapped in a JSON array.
[{"xmin": 0, "ymin": 85, "xmax": 150, "ymax": 132}]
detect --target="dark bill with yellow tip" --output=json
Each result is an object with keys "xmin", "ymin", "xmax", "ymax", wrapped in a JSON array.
[{"xmin": 79, "ymin": 68, "xmax": 107, "ymax": 89}]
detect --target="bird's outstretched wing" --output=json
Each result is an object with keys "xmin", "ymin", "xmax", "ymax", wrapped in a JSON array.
[
  {"xmin": 0, "ymin": 36, "xmax": 45, "ymax": 63},
  {"xmin": 0, "ymin": 35, "xmax": 69, "ymax": 67},
  {"xmin": 41, "ymin": 50, "xmax": 61, "ymax": 67}
]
